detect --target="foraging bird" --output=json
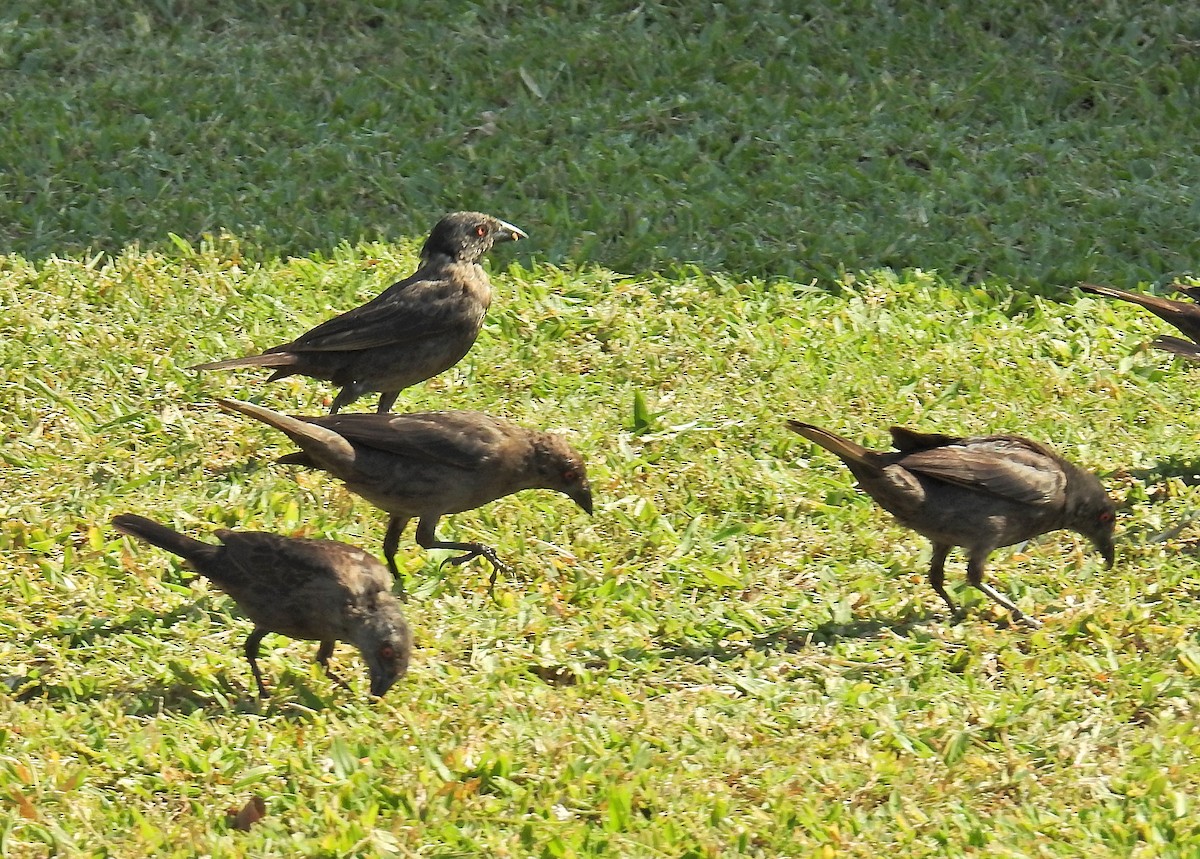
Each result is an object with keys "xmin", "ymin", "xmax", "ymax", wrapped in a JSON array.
[
  {"xmin": 111, "ymin": 514, "xmax": 411, "ymax": 698},
  {"xmin": 215, "ymin": 398, "xmax": 593, "ymax": 593},
  {"xmin": 1079, "ymin": 282, "xmax": 1200, "ymax": 362},
  {"xmin": 192, "ymin": 212, "xmax": 528, "ymax": 414},
  {"xmin": 786, "ymin": 421, "xmax": 1117, "ymax": 627}
]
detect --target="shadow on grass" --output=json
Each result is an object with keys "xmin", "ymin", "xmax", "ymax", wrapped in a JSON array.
[
  {"xmin": 14, "ymin": 667, "xmax": 348, "ymax": 717},
  {"xmin": 651, "ymin": 610, "xmax": 940, "ymax": 664},
  {"xmin": 526, "ymin": 609, "xmax": 947, "ymax": 686},
  {"xmin": 1127, "ymin": 457, "xmax": 1200, "ymax": 489}
]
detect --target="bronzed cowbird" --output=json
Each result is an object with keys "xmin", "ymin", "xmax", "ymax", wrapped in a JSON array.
[
  {"xmin": 786, "ymin": 421, "xmax": 1117, "ymax": 627},
  {"xmin": 111, "ymin": 514, "xmax": 411, "ymax": 697},
  {"xmin": 215, "ymin": 398, "xmax": 593, "ymax": 593},
  {"xmin": 192, "ymin": 212, "xmax": 527, "ymax": 413}
]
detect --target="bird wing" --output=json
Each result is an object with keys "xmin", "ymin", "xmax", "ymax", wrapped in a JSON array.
[
  {"xmin": 304, "ymin": 411, "xmax": 507, "ymax": 470},
  {"xmin": 897, "ymin": 438, "xmax": 1066, "ymax": 507},
  {"xmin": 213, "ymin": 531, "xmax": 391, "ymax": 595},
  {"xmin": 210, "ymin": 531, "xmax": 321, "ymax": 592},
  {"xmin": 279, "ymin": 267, "xmax": 478, "ymax": 353},
  {"xmin": 888, "ymin": 426, "xmax": 964, "ymax": 452}
]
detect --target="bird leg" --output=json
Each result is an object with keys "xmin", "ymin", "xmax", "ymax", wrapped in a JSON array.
[
  {"xmin": 314, "ymin": 640, "xmax": 350, "ymax": 690},
  {"xmin": 329, "ymin": 382, "xmax": 368, "ymax": 415},
  {"xmin": 415, "ymin": 517, "xmax": 512, "ymax": 593},
  {"xmin": 383, "ymin": 516, "xmax": 409, "ymax": 601},
  {"xmin": 927, "ymin": 543, "xmax": 956, "ymax": 615},
  {"xmin": 966, "ymin": 554, "xmax": 1043, "ymax": 629},
  {"xmin": 376, "ymin": 391, "xmax": 401, "ymax": 414},
  {"xmin": 244, "ymin": 628, "xmax": 271, "ymax": 698}
]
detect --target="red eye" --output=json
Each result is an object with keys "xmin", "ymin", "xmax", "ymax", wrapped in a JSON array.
[
  {"xmin": 476, "ymin": 225, "xmax": 487, "ymax": 237},
  {"xmin": 1098, "ymin": 511, "xmax": 1114, "ymax": 524},
  {"xmin": 380, "ymin": 645, "xmax": 395, "ymax": 660},
  {"xmin": 562, "ymin": 469, "xmax": 578, "ymax": 482}
]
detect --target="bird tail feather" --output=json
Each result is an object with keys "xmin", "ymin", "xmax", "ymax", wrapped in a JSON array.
[
  {"xmin": 785, "ymin": 420, "xmax": 873, "ymax": 467},
  {"xmin": 216, "ymin": 398, "xmax": 357, "ymax": 468},
  {"xmin": 190, "ymin": 352, "xmax": 298, "ymax": 372},
  {"xmin": 1154, "ymin": 335, "xmax": 1200, "ymax": 362},
  {"xmin": 1078, "ymin": 283, "xmax": 1182, "ymax": 315},
  {"xmin": 111, "ymin": 514, "xmax": 214, "ymax": 562}
]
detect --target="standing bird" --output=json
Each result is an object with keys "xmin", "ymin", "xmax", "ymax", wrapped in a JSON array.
[
  {"xmin": 215, "ymin": 398, "xmax": 593, "ymax": 593},
  {"xmin": 192, "ymin": 212, "xmax": 528, "ymax": 414},
  {"xmin": 111, "ymin": 514, "xmax": 411, "ymax": 698},
  {"xmin": 1079, "ymin": 282, "xmax": 1200, "ymax": 362},
  {"xmin": 786, "ymin": 421, "xmax": 1117, "ymax": 627}
]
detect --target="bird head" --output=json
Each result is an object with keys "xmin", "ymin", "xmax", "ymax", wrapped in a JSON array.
[
  {"xmin": 532, "ymin": 435, "xmax": 593, "ymax": 516},
  {"xmin": 353, "ymin": 599, "xmax": 412, "ymax": 697},
  {"xmin": 1068, "ymin": 472, "xmax": 1117, "ymax": 568},
  {"xmin": 422, "ymin": 212, "xmax": 527, "ymax": 264}
]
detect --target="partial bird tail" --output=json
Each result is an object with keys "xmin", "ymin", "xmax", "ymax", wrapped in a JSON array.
[
  {"xmin": 1078, "ymin": 282, "xmax": 1183, "ymax": 315},
  {"xmin": 112, "ymin": 514, "xmax": 214, "ymax": 563},
  {"xmin": 785, "ymin": 420, "xmax": 873, "ymax": 467},
  {"xmin": 215, "ymin": 398, "xmax": 356, "ymax": 468},
  {"xmin": 190, "ymin": 352, "xmax": 298, "ymax": 372},
  {"xmin": 1153, "ymin": 335, "xmax": 1200, "ymax": 362}
]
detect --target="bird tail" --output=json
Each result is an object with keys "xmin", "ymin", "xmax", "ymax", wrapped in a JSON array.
[
  {"xmin": 1153, "ymin": 335, "xmax": 1200, "ymax": 362},
  {"xmin": 785, "ymin": 420, "xmax": 873, "ymax": 467},
  {"xmin": 215, "ymin": 398, "xmax": 357, "ymax": 468},
  {"xmin": 111, "ymin": 514, "xmax": 215, "ymax": 563},
  {"xmin": 190, "ymin": 352, "xmax": 298, "ymax": 372},
  {"xmin": 1078, "ymin": 282, "xmax": 1183, "ymax": 315}
]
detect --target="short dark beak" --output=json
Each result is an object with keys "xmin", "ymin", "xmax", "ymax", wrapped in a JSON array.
[
  {"xmin": 370, "ymin": 672, "xmax": 399, "ymax": 698},
  {"xmin": 495, "ymin": 219, "xmax": 527, "ymax": 243},
  {"xmin": 571, "ymin": 485, "xmax": 594, "ymax": 516},
  {"xmin": 1097, "ymin": 539, "xmax": 1115, "ymax": 569}
]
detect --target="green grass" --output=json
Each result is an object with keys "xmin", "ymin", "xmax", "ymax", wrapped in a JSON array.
[
  {"xmin": 3, "ymin": 1, "xmax": 1200, "ymax": 856},
  {"xmin": 1, "ymin": 1, "xmax": 1197, "ymax": 284},
  {"xmin": 4, "ymin": 248, "xmax": 1200, "ymax": 856}
]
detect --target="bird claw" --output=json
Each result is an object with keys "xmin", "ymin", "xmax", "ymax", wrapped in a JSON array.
[{"xmin": 439, "ymin": 546, "xmax": 511, "ymax": 573}]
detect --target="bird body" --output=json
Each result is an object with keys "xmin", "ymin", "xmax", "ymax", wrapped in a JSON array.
[
  {"xmin": 216, "ymin": 398, "xmax": 593, "ymax": 591},
  {"xmin": 193, "ymin": 212, "xmax": 527, "ymax": 413},
  {"xmin": 787, "ymin": 422, "xmax": 1117, "ymax": 626},
  {"xmin": 1079, "ymin": 282, "xmax": 1200, "ymax": 362},
  {"xmin": 111, "ymin": 514, "xmax": 411, "ymax": 697}
]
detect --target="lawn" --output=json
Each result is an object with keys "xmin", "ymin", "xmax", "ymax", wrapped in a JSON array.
[{"xmin": 2, "ymin": 2, "xmax": 1200, "ymax": 857}]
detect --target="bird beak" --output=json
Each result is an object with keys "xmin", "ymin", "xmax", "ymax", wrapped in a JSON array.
[
  {"xmin": 570, "ymin": 485, "xmax": 594, "ymax": 516},
  {"xmin": 494, "ymin": 220, "xmax": 527, "ymax": 243},
  {"xmin": 1098, "ymin": 539, "xmax": 1116, "ymax": 569},
  {"xmin": 369, "ymin": 670, "xmax": 399, "ymax": 698}
]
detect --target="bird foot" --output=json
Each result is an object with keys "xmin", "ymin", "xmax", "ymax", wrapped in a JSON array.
[{"xmin": 439, "ymin": 545, "xmax": 512, "ymax": 574}]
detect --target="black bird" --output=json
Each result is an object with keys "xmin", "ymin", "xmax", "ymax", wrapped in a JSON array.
[
  {"xmin": 786, "ymin": 421, "xmax": 1117, "ymax": 627},
  {"xmin": 216, "ymin": 398, "xmax": 593, "ymax": 593},
  {"xmin": 192, "ymin": 212, "xmax": 527, "ymax": 413},
  {"xmin": 1079, "ymin": 282, "xmax": 1200, "ymax": 362},
  {"xmin": 112, "ymin": 514, "xmax": 411, "ymax": 698}
]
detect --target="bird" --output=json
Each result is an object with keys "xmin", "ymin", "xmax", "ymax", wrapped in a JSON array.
[
  {"xmin": 215, "ymin": 397, "xmax": 593, "ymax": 593},
  {"xmin": 1079, "ymin": 282, "xmax": 1200, "ymax": 362},
  {"xmin": 111, "ymin": 513, "xmax": 411, "ymax": 698},
  {"xmin": 192, "ymin": 212, "xmax": 528, "ymax": 414},
  {"xmin": 786, "ymin": 421, "xmax": 1117, "ymax": 627}
]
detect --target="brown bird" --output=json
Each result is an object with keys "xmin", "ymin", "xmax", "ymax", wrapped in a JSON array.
[
  {"xmin": 192, "ymin": 212, "xmax": 527, "ymax": 414},
  {"xmin": 111, "ymin": 514, "xmax": 411, "ymax": 698},
  {"xmin": 215, "ymin": 398, "xmax": 593, "ymax": 593},
  {"xmin": 1079, "ymin": 282, "xmax": 1200, "ymax": 362},
  {"xmin": 786, "ymin": 421, "xmax": 1117, "ymax": 627}
]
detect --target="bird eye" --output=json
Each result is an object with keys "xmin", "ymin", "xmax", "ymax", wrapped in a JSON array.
[
  {"xmin": 562, "ymin": 469, "xmax": 578, "ymax": 482},
  {"xmin": 475, "ymin": 225, "xmax": 487, "ymax": 237},
  {"xmin": 380, "ymin": 645, "xmax": 395, "ymax": 660},
  {"xmin": 1098, "ymin": 511, "xmax": 1114, "ymax": 524}
]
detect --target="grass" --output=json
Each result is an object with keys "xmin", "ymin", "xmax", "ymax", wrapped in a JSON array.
[
  {"xmin": 0, "ymin": 1, "xmax": 1197, "ymax": 284},
  {"xmin": 4, "ymin": 249, "xmax": 1200, "ymax": 856},
  {"xmin": 2, "ymin": 1, "xmax": 1200, "ymax": 856}
]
